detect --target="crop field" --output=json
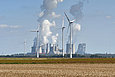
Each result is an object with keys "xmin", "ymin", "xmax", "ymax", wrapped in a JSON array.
[
  {"xmin": 0, "ymin": 58, "xmax": 115, "ymax": 64},
  {"xmin": 0, "ymin": 58, "xmax": 115, "ymax": 77},
  {"xmin": 0, "ymin": 64, "xmax": 115, "ymax": 77}
]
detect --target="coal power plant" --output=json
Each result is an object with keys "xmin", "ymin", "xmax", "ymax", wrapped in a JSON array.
[
  {"xmin": 31, "ymin": 43, "xmax": 63, "ymax": 55},
  {"xmin": 28, "ymin": 0, "xmax": 87, "ymax": 58},
  {"xmin": 30, "ymin": 11, "xmax": 85, "ymax": 58},
  {"xmin": 31, "ymin": 37, "xmax": 86, "ymax": 57},
  {"xmin": 1, "ymin": 0, "xmax": 115, "ymax": 59}
]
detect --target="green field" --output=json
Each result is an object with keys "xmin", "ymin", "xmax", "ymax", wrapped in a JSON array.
[{"xmin": 0, "ymin": 58, "xmax": 115, "ymax": 64}]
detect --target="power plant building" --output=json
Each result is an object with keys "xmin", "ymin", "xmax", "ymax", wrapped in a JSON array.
[
  {"xmin": 31, "ymin": 39, "xmax": 62, "ymax": 55},
  {"xmin": 49, "ymin": 44, "xmax": 60, "ymax": 55},
  {"xmin": 31, "ymin": 37, "xmax": 37, "ymax": 53},
  {"xmin": 77, "ymin": 43, "xmax": 86, "ymax": 55},
  {"xmin": 66, "ymin": 43, "xmax": 76, "ymax": 54}
]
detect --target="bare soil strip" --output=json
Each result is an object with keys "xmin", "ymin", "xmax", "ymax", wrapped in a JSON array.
[{"xmin": 0, "ymin": 64, "xmax": 115, "ymax": 77}]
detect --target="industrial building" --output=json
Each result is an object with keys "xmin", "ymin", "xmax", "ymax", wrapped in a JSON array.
[
  {"xmin": 31, "ymin": 38, "xmax": 62, "ymax": 55},
  {"xmin": 31, "ymin": 37, "xmax": 37, "ymax": 54},
  {"xmin": 31, "ymin": 36, "xmax": 87, "ymax": 56},
  {"xmin": 66, "ymin": 43, "xmax": 75, "ymax": 54},
  {"xmin": 77, "ymin": 43, "xmax": 86, "ymax": 55},
  {"xmin": 31, "ymin": 36, "xmax": 87, "ymax": 58}
]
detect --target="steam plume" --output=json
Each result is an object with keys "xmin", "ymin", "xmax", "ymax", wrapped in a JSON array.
[
  {"xmin": 70, "ymin": 1, "xmax": 84, "ymax": 21},
  {"xmin": 73, "ymin": 23, "xmax": 81, "ymax": 31},
  {"xmin": 38, "ymin": 0, "xmax": 63, "ymax": 21},
  {"xmin": 38, "ymin": 0, "xmax": 63, "ymax": 45},
  {"xmin": 72, "ymin": 23, "xmax": 81, "ymax": 43},
  {"xmin": 41, "ymin": 20, "xmax": 55, "ymax": 44},
  {"xmin": 52, "ymin": 33, "xmax": 59, "ymax": 44},
  {"xmin": 69, "ymin": 0, "xmax": 88, "ymax": 43}
]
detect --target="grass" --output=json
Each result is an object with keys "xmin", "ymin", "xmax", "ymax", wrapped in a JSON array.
[{"xmin": 0, "ymin": 58, "xmax": 115, "ymax": 64}]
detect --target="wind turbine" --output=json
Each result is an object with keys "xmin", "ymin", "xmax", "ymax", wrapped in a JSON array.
[
  {"xmin": 55, "ymin": 18, "xmax": 65, "ymax": 57},
  {"xmin": 30, "ymin": 25, "xmax": 40, "ymax": 58},
  {"xmin": 24, "ymin": 40, "xmax": 26, "ymax": 56},
  {"xmin": 62, "ymin": 17, "xmax": 65, "ymax": 58},
  {"xmin": 64, "ymin": 12, "xmax": 76, "ymax": 58}
]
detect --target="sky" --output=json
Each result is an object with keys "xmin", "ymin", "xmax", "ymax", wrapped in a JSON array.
[{"xmin": 0, "ymin": 0, "xmax": 115, "ymax": 55}]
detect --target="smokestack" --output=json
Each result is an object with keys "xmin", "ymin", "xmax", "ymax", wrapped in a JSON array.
[{"xmin": 46, "ymin": 43, "xmax": 49, "ymax": 54}]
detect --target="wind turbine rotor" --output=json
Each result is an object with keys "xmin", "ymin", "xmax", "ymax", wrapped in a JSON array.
[
  {"xmin": 64, "ymin": 12, "xmax": 74, "ymax": 58},
  {"xmin": 64, "ymin": 12, "xmax": 70, "ymax": 23}
]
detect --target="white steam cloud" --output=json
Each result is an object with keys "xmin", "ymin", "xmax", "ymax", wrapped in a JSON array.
[
  {"xmin": 72, "ymin": 23, "xmax": 81, "ymax": 43},
  {"xmin": 73, "ymin": 23, "xmax": 81, "ymax": 31},
  {"xmin": 38, "ymin": 0, "xmax": 86, "ymax": 45},
  {"xmin": 69, "ymin": 0, "xmax": 87, "ymax": 43},
  {"xmin": 41, "ymin": 0, "xmax": 63, "ymax": 10},
  {"xmin": 38, "ymin": 0, "xmax": 63, "ymax": 44},
  {"xmin": 69, "ymin": 0, "xmax": 86, "ymax": 43},
  {"xmin": 52, "ymin": 33, "xmax": 59, "ymax": 44},
  {"xmin": 38, "ymin": 0, "xmax": 63, "ymax": 21},
  {"xmin": 41, "ymin": 20, "xmax": 55, "ymax": 44}
]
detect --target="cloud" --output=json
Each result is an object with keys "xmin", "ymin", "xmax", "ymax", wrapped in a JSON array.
[
  {"xmin": 0, "ymin": 24, "xmax": 8, "ymax": 28},
  {"xmin": 106, "ymin": 16, "xmax": 112, "ymax": 19},
  {"xmin": 0, "ymin": 24, "xmax": 21, "ymax": 29},
  {"xmin": 10, "ymin": 25, "xmax": 20, "ymax": 29}
]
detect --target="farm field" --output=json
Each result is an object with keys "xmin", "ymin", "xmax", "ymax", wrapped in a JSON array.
[
  {"xmin": 0, "ymin": 58, "xmax": 115, "ymax": 64},
  {"xmin": 0, "ymin": 64, "xmax": 115, "ymax": 77}
]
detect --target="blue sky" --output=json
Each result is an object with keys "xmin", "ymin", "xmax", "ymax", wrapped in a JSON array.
[{"xmin": 0, "ymin": 0, "xmax": 115, "ymax": 55}]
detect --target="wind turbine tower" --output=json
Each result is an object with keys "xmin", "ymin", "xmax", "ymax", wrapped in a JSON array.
[
  {"xmin": 24, "ymin": 40, "xmax": 26, "ymax": 56},
  {"xmin": 64, "ymin": 12, "xmax": 75, "ymax": 58},
  {"xmin": 31, "ymin": 26, "xmax": 40, "ymax": 58},
  {"xmin": 62, "ymin": 17, "xmax": 65, "ymax": 58}
]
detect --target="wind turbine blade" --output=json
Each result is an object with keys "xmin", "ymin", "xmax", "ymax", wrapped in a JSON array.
[
  {"xmin": 62, "ymin": 17, "xmax": 64, "ymax": 27},
  {"xmin": 64, "ymin": 12, "xmax": 70, "ymax": 22},
  {"xmin": 37, "ymin": 24, "xmax": 40, "ymax": 30},
  {"xmin": 67, "ymin": 24, "xmax": 69, "ymax": 34},
  {"xmin": 30, "ymin": 30, "xmax": 37, "ymax": 32},
  {"xmin": 71, "ymin": 19, "xmax": 76, "ymax": 22}
]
